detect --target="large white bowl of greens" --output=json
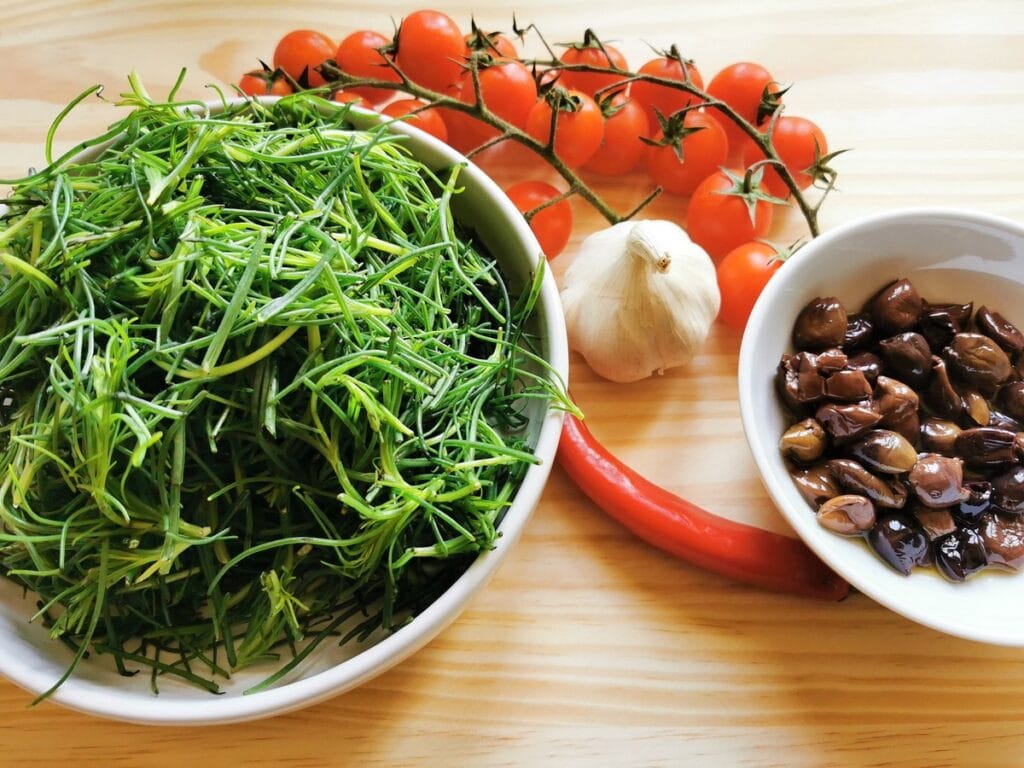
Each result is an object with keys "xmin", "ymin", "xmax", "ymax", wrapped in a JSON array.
[{"xmin": 0, "ymin": 80, "xmax": 570, "ymax": 724}]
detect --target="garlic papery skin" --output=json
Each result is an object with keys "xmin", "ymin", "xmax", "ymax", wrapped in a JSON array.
[{"xmin": 559, "ymin": 219, "xmax": 720, "ymax": 383}]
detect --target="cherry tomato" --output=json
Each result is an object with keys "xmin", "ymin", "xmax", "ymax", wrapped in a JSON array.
[
  {"xmin": 333, "ymin": 90, "xmax": 373, "ymax": 109},
  {"xmin": 686, "ymin": 169, "xmax": 775, "ymax": 259},
  {"xmin": 630, "ymin": 55, "xmax": 704, "ymax": 129},
  {"xmin": 644, "ymin": 111, "xmax": 728, "ymax": 196},
  {"xmin": 273, "ymin": 30, "xmax": 335, "ymax": 88},
  {"xmin": 335, "ymin": 30, "xmax": 400, "ymax": 104},
  {"xmin": 505, "ymin": 181, "xmax": 573, "ymax": 258},
  {"xmin": 706, "ymin": 62, "xmax": 781, "ymax": 152},
  {"xmin": 742, "ymin": 115, "xmax": 827, "ymax": 198},
  {"xmin": 583, "ymin": 93, "xmax": 649, "ymax": 176},
  {"xmin": 383, "ymin": 98, "xmax": 449, "ymax": 143},
  {"xmin": 558, "ymin": 41, "xmax": 628, "ymax": 98},
  {"xmin": 440, "ymin": 108, "xmax": 493, "ymax": 154},
  {"xmin": 460, "ymin": 59, "xmax": 537, "ymax": 129},
  {"xmin": 395, "ymin": 10, "xmax": 468, "ymax": 92},
  {"xmin": 526, "ymin": 90, "xmax": 604, "ymax": 168},
  {"xmin": 715, "ymin": 241, "xmax": 784, "ymax": 331},
  {"xmin": 465, "ymin": 29, "xmax": 517, "ymax": 59},
  {"xmin": 239, "ymin": 71, "xmax": 293, "ymax": 97}
]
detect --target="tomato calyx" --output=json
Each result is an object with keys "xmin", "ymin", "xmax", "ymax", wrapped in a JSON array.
[
  {"xmin": 641, "ymin": 107, "xmax": 707, "ymax": 162},
  {"xmin": 464, "ymin": 19, "xmax": 511, "ymax": 57},
  {"xmin": 806, "ymin": 142, "xmax": 849, "ymax": 189},
  {"xmin": 537, "ymin": 84, "xmax": 587, "ymax": 114},
  {"xmin": 648, "ymin": 43, "xmax": 698, "ymax": 81},
  {"xmin": 716, "ymin": 167, "xmax": 788, "ymax": 226},
  {"xmin": 755, "ymin": 81, "xmax": 790, "ymax": 125}
]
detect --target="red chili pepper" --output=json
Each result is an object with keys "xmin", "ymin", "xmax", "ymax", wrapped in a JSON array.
[{"xmin": 557, "ymin": 412, "xmax": 850, "ymax": 601}]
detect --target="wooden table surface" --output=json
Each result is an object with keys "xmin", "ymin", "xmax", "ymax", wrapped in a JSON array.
[{"xmin": 3, "ymin": 0, "xmax": 1024, "ymax": 765}]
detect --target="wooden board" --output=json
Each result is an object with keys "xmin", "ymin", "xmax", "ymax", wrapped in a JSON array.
[{"xmin": 2, "ymin": 1, "xmax": 1024, "ymax": 764}]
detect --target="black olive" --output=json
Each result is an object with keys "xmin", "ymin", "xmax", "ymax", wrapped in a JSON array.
[
  {"xmin": 827, "ymin": 458, "xmax": 908, "ymax": 508},
  {"xmin": 991, "ymin": 466, "xmax": 1024, "ymax": 515},
  {"xmin": 998, "ymin": 381, "xmax": 1024, "ymax": 423},
  {"xmin": 779, "ymin": 419, "xmax": 827, "ymax": 463},
  {"xmin": 925, "ymin": 355, "xmax": 965, "ymax": 421},
  {"xmin": 815, "ymin": 403, "xmax": 883, "ymax": 443},
  {"xmin": 908, "ymin": 454, "xmax": 968, "ymax": 508},
  {"xmin": 867, "ymin": 278, "xmax": 922, "ymax": 335},
  {"xmin": 978, "ymin": 512, "xmax": 1024, "ymax": 570},
  {"xmin": 954, "ymin": 427, "xmax": 1018, "ymax": 467},
  {"xmin": 918, "ymin": 309, "xmax": 959, "ymax": 352},
  {"xmin": 793, "ymin": 296, "xmax": 849, "ymax": 351},
  {"xmin": 962, "ymin": 390, "xmax": 991, "ymax": 427},
  {"xmin": 790, "ymin": 463, "xmax": 842, "ymax": 507},
  {"xmin": 919, "ymin": 417, "xmax": 962, "ymax": 455},
  {"xmin": 875, "ymin": 376, "xmax": 919, "ymax": 426},
  {"xmin": 921, "ymin": 299, "xmax": 973, "ymax": 330},
  {"xmin": 776, "ymin": 354, "xmax": 824, "ymax": 413},
  {"xmin": 956, "ymin": 481, "xmax": 993, "ymax": 525},
  {"xmin": 934, "ymin": 527, "xmax": 988, "ymax": 582},
  {"xmin": 843, "ymin": 313, "xmax": 874, "ymax": 351},
  {"xmin": 845, "ymin": 351, "xmax": 883, "ymax": 384},
  {"xmin": 851, "ymin": 429, "xmax": 918, "ymax": 474},
  {"xmin": 867, "ymin": 512, "xmax": 931, "ymax": 575},
  {"xmin": 824, "ymin": 369, "xmax": 872, "ymax": 402},
  {"xmin": 878, "ymin": 332, "xmax": 932, "ymax": 387},
  {"xmin": 913, "ymin": 505, "xmax": 957, "ymax": 540},
  {"xmin": 988, "ymin": 408, "xmax": 1024, "ymax": 433},
  {"xmin": 944, "ymin": 333, "xmax": 1012, "ymax": 394},
  {"xmin": 815, "ymin": 348, "xmax": 849, "ymax": 374},
  {"xmin": 816, "ymin": 494, "xmax": 876, "ymax": 535},
  {"xmin": 976, "ymin": 306, "xmax": 1024, "ymax": 355}
]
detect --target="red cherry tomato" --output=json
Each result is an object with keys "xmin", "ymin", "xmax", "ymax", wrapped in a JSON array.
[
  {"xmin": 383, "ymin": 98, "xmax": 449, "ymax": 143},
  {"xmin": 460, "ymin": 59, "xmax": 538, "ymax": 129},
  {"xmin": 335, "ymin": 30, "xmax": 400, "ymax": 104},
  {"xmin": 686, "ymin": 169, "xmax": 775, "ymax": 259},
  {"xmin": 644, "ymin": 111, "xmax": 728, "ymax": 196},
  {"xmin": 630, "ymin": 56, "xmax": 704, "ymax": 129},
  {"xmin": 273, "ymin": 30, "xmax": 335, "ymax": 88},
  {"xmin": 526, "ymin": 90, "xmax": 604, "ymax": 168},
  {"xmin": 715, "ymin": 241, "xmax": 784, "ymax": 331},
  {"xmin": 395, "ymin": 10, "xmax": 468, "ymax": 92},
  {"xmin": 332, "ymin": 90, "xmax": 373, "ymax": 109},
  {"xmin": 505, "ymin": 181, "xmax": 573, "ymax": 258},
  {"xmin": 583, "ymin": 93, "xmax": 650, "ymax": 176},
  {"xmin": 239, "ymin": 71, "xmax": 293, "ymax": 97},
  {"xmin": 465, "ymin": 30, "xmax": 517, "ymax": 59},
  {"xmin": 742, "ymin": 115, "xmax": 827, "ymax": 198},
  {"xmin": 706, "ymin": 62, "xmax": 781, "ymax": 151},
  {"xmin": 558, "ymin": 41, "xmax": 628, "ymax": 98}
]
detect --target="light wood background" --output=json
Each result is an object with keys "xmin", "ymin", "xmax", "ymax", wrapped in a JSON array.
[{"xmin": 3, "ymin": 1, "xmax": 1024, "ymax": 765}]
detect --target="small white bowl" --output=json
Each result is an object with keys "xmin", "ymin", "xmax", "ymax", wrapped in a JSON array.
[
  {"xmin": 739, "ymin": 208, "xmax": 1024, "ymax": 645},
  {"xmin": 0, "ymin": 100, "xmax": 568, "ymax": 723}
]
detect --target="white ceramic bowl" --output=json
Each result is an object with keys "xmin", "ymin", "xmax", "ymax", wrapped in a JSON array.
[
  {"xmin": 0, "ymin": 100, "xmax": 568, "ymax": 723},
  {"xmin": 739, "ymin": 208, "xmax": 1024, "ymax": 645}
]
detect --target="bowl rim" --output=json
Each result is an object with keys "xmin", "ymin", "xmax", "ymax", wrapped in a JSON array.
[
  {"xmin": 0, "ymin": 97, "xmax": 570, "ymax": 723},
  {"xmin": 738, "ymin": 205, "xmax": 1024, "ymax": 645}
]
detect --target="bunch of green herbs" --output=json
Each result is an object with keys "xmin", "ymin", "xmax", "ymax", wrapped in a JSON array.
[{"xmin": 0, "ymin": 75, "xmax": 566, "ymax": 698}]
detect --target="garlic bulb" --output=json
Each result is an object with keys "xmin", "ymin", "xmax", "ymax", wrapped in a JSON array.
[{"xmin": 559, "ymin": 219, "xmax": 720, "ymax": 383}]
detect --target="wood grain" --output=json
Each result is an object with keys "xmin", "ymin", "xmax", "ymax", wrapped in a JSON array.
[{"xmin": 2, "ymin": 1, "xmax": 1024, "ymax": 765}]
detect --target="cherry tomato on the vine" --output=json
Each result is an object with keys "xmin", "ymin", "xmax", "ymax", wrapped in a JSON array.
[
  {"xmin": 644, "ymin": 110, "xmax": 727, "ymax": 196},
  {"xmin": 582, "ymin": 93, "xmax": 649, "ymax": 176},
  {"xmin": 383, "ymin": 98, "xmax": 449, "ymax": 143},
  {"xmin": 686, "ymin": 169, "xmax": 775, "ymax": 259},
  {"xmin": 395, "ymin": 10, "xmax": 468, "ymax": 92},
  {"xmin": 273, "ymin": 30, "xmax": 335, "ymax": 88},
  {"xmin": 630, "ymin": 55, "xmax": 704, "ymax": 130},
  {"xmin": 526, "ymin": 90, "xmax": 604, "ymax": 168},
  {"xmin": 706, "ymin": 62, "xmax": 781, "ymax": 152},
  {"xmin": 332, "ymin": 90, "xmax": 373, "ymax": 109},
  {"xmin": 715, "ymin": 241, "xmax": 785, "ymax": 331},
  {"xmin": 505, "ymin": 181, "xmax": 573, "ymax": 258},
  {"xmin": 239, "ymin": 71, "xmax": 293, "ymax": 97},
  {"xmin": 558, "ymin": 40, "xmax": 629, "ymax": 98},
  {"xmin": 742, "ymin": 115, "xmax": 827, "ymax": 198},
  {"xmin": 459, "ymin": 59, "xmax": 538, "ymax": 129},
  {"xmin": 335, "ymin": 30, "xmax": 400, "ymax": 104}
]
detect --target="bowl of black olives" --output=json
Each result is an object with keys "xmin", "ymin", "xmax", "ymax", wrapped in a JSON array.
[{"xmin": 738, "ymin": 208, "xmax": 1024, "ymax": 644}]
